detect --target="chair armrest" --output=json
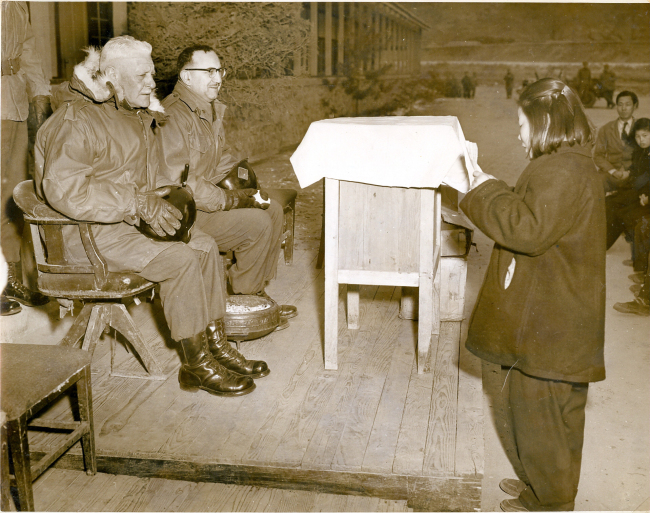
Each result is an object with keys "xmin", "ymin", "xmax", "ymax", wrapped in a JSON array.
[
  {"xmin": 13, "ymin": 180, "xmax": 77, "ymax": 224},
  {"xmin": 79, "ymin": 224, "xmax": 109, "ymax": 289}
]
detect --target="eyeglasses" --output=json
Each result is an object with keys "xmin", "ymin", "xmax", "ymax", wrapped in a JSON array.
[{"xmin": 184, "ymin": 67, "xmax": 228, "ymax": 79}]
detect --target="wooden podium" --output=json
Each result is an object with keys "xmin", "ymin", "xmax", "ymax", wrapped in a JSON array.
[{"xmin": 291, "ymin": 116, "xmax": 475, "ymax": 373}]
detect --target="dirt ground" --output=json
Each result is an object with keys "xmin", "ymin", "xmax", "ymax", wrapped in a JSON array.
[{"xmin": 254, "ymin": 84, "xmax": 650, "ymax": 512}]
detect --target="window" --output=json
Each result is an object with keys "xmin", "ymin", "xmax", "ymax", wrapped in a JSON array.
[{"xmin": 87, "ymin": 2, "xmax": 113, "ymax": 47}]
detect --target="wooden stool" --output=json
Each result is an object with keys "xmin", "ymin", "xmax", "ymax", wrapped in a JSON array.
[{"xmin": 0, "ymin": 344, "xmax": 96, "ymax": 511}]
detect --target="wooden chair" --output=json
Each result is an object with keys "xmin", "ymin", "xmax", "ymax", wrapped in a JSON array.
[
  {"xmin": 12, "ymin": 180, "xmax": 165, "ymax": 380},
  {"xmin": 265, "ymin": 188, "xmax": 297, "ymax": 265},
  {"xmin": 1, "ymin": 343, "xmax": 96, "ymax": 511}
]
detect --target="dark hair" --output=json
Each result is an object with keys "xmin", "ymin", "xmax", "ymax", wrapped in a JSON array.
[
  {"xmin": 616, "ymin": 90, "xmax": 639, "ymax": 107},
  {"xmin": 631, "ymin": 118, "xmax": 650, "ymax": 146},
  {"xmin": 177, "ymin": 44, "xmax": 217, "ymax": 74},
  {"xmin": 517, "ymin": 77, "xmax": 594, "ymax": 159}
]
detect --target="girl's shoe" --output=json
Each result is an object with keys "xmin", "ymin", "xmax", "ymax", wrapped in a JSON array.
[{"xmin": 499, "ymin": 478, "xmax": 526, "ymax": 497}]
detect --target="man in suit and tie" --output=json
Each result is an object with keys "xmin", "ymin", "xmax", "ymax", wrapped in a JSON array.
[{"xmin": 594, "ymin": 90, "xmax": 638, "ymax": 193}]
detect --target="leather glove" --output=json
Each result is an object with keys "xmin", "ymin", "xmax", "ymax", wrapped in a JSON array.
[
  {"xmin": 135, "ymin": 188, "xmax": 183, "ymax": 238},
  {"xmin": 223, "ymin": 188, "xmax": 258, "ymax": 210},
  {"xmin": 32, "ymin": 95, "xmax": 53, "ymax": 132}
]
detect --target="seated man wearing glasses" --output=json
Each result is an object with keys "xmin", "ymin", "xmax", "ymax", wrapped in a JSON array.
[{"xmin": 158, "ymin": 45, "xmax": 296, "ymax": 322}]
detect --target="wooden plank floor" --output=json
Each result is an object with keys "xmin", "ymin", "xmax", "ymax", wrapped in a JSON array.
[
  {"xmin": 31, "ymin": 469, "xmax": 412, "ymax": 512},
  {"xmin": 26, "ymin": 246, "xmax": 483, "ymax": 511}
]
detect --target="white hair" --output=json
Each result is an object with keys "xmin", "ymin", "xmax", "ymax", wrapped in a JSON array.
[{"xmin": 99, "ymin": 35, "xmax": 152, "ymax": 71}]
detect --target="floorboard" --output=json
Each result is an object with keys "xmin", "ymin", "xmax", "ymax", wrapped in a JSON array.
[
  {"xmin": 23, "ymin": 248, "xmax": 482, "ymax": 511},
  {"xmin": 30, "ymin": 469, "xmax": 413, "ymax": 512},
  {"xmin": 423, "ymin": 322, "xmax": 461, "ymax": 476}
]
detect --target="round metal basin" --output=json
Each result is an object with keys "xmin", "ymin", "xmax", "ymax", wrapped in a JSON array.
[{"xmin": 224, "ymin": 295, "xmax": 281, "ymax": 341}]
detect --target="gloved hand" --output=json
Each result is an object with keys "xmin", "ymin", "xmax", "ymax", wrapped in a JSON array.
[
  {"xmin": 135, "ymin": 188, "xmax": 183, "ymax": 238},
  {"xmin": 222, "ymin": 188, "xmax": 258, "ymax": 210},
  {"xmin": 32, "ymin": 95, "xmax": 53, "ymax": 132}
]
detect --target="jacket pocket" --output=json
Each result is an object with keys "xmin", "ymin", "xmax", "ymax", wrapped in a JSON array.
[{"xmin": 189, "ymin": 131, "xmax": 210, "ymax": 153}]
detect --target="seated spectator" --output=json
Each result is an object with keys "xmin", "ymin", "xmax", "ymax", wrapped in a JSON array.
[
  {"xmin": 35, "ymin": 36, "xmax": 268, "ymax": 397},
  {"xmin": 157, "ymin": 45, "xmax": 297, "ymax": 323},
  {"xmin": 594, "ymin": 90, "xmax": 638, "ymax": 193},
  {"xmin": 606, "ymin": 118, "xmax": 650, "ymax": 251}
]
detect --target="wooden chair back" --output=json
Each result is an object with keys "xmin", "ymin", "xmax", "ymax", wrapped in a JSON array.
[{"xmin": 12, "ymin": 180, "xmax": 154, "ymax": 300}]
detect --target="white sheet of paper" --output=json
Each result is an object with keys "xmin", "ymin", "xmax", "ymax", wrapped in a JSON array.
[{"xmin": 254, "ymin": 191, "xmax": 270, "ymax": 204}]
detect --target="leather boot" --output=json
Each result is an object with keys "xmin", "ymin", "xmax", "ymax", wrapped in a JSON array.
[
  {"xmin": 1, "ymin": 296, "xmax": 22, "ymax": 316},
  {"xmin": 256, "ymin": 290, "xmax": 297, "ymax": 319},
  {"xmin": 206, "ymin": 319, "xmax": 270, "ymax": 379},
  {"xmin": 3, "ymin": 262, "xmax": 49, "ymax": 307},
  {"xmin": 178, "ymin": 331, "xmax": 255, "ymax": 396}
]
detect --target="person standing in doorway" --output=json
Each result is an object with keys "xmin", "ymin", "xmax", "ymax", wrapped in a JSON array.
[{"xmin": 1, "ymin": 1, "xmax": 52, "ymax": 315}]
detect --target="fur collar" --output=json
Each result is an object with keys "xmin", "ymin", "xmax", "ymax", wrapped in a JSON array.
[{"xmin": 72, "ymin": 47, "xmax": 164, "ymax": 113}]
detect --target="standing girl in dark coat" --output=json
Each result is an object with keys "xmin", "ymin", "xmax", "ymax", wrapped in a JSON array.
[{"xmin": 460, "ymin": 78, "xmax": 606, "ymax": 512}]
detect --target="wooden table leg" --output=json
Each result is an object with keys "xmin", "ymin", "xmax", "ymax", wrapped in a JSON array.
[
  {"xmin": 324, "ymin": 178, "xmax": 340, "ymax": 370},
  {"xmin": 417, "ymin": 189, "xmax": 436, "ymax": 374},
  {"xmin": 1, "ymin": 423, "xmax": 17, "ymax": 512},
  {"xmin": 6, "ymin": 417, "xmax": 34, "ymax": 511},
  {"xmin": 346, "ymin": 284, "xmax": 360, "ymax": 329},
  {"xmin": 76, "ymin": 365, "xmax": 97, "ymax": 475}
]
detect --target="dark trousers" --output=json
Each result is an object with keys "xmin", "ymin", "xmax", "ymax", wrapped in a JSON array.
[
  {"xmin": 606, "ymin": 190, "xmax": 648, "ymax": 250},
  {"xmin": 633, "ymin": 215, "xmax": 650, "ymax": 274},
  {"xmin": 137, "ymin": 242, "xmax": 226, "ymax": 341},
  {"xmin": 602, "ymin": 89, "xmax": 615, "ymax": 108},
  {"xmin": 503, "ymin": 368, "xmax": 589, "ymax": 511},
  {"xmin": 195, "ymin": 200, "xmax": 283, "ymax": 294},
  {"xmin": 1, "ymin": 120, "xmax": 28, "ymax": 263}
]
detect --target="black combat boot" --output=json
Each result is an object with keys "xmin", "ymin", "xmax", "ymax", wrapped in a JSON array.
[
  {"xmin": 3, "ymin": 262, "xmax": 49, "ymax": 307},
  {"xmin": 178, "ymin": 331, "xmax": 255, "ymax": 396},
  {"xmin": 0, "ymin": 296, "xmax": 22, "ymax": 316},
  {"xmin": 206, "ymin": 319, "xmax": 270, "ymax": 379}
]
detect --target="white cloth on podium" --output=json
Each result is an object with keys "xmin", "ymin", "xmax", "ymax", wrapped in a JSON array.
[{"xmin": 290, "ymin": 116, "xmax": 478, "ymax": 193}]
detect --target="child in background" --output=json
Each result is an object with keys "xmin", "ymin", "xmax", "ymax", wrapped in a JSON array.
[
  {"xmin": 613, "ymin": 118, "xmax": 650, "ymax": 317},
  {"xmin": 606, "ymin": 118, "xmax": 650, "ymax": 252}
]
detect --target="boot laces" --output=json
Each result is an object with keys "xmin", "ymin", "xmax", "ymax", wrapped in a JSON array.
[
  {"xmin": 6, "ymin": 274, "xmax": 32, "ymax": 295},
  {"xmin": 214, "ymin": 337, "xmax": 247, "ymax": 364}
]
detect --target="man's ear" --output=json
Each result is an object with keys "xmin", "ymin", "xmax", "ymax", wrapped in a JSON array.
[
  {"xmin": 103, "ymin": 65, "xmax": 118, "ymax": 83},
  {"xmin": 179, "ymin": 69, "xmax": 190, "ymax": 84}
]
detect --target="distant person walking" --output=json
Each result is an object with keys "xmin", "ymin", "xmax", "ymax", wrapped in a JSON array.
[
  {"xmin": 504, "ymin": 69, "xmax": 514, "ymax": 99},
  {"xmin": 599, "ymin": 64, "xmax": 616, "ymax": 109},
  {"xmin": 462, "ymin": 72, "xmax": 473, "ymax": 99},
  {"xmin": 577, "ymin": 61, "xmax": 592, "ymax": 99},
  {"xmin": 470, "ymin": 72, "xmax": 478, "ymax": 98}
]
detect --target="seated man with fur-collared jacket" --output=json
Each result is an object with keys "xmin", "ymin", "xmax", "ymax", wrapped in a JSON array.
[{"xmin": 35, "ymin": 36, "xmax": 270, "ymax": 397}]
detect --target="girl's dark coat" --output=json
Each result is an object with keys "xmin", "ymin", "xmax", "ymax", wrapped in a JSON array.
[{"xmin": 460, "ymin": 144, "xmax": 606, "ymax": 383}]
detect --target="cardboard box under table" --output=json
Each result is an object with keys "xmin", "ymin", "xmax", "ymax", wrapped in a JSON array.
[{"xmin": 291, "ymin": 116, "xmax": 475, "ymax": 373}]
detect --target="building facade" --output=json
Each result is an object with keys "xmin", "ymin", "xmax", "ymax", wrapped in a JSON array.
[
  {"xmin": 30, "ymin": 2, "xmax": 425, "ymax": 82},
  {"xmin": 25, "ymin": 2, "xmax": 428, "ymax": 157},
  {"xmin": 298, "ymin": 2, "xmax": 426, "ymax": 78}
]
